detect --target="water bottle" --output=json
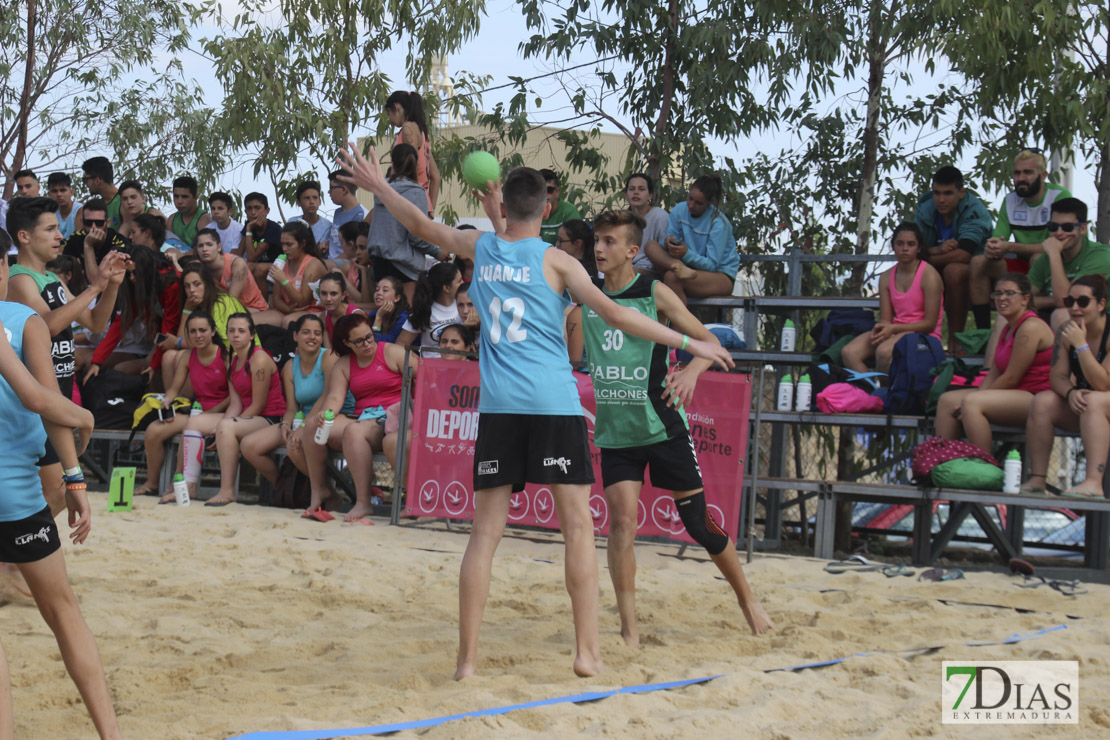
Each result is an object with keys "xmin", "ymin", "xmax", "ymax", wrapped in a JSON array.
[
  {"xmin": 795, "ymin": 373, "xmax": 812, "ymax": 412},
  {"xmin": 780, "ymin": 319, "xmax": 796, "ymax": 352},
  {"xmin": 314, "ymin": 409, "xmax": 335, "ymax": 444},
  {"xmin": 1003, "ymin": 450, "xmax": 1022, "ymax": 494},
  {"xmin": 292, "ymin": 411, "xmax": 304, "ymax": 431},
  {"xmin": 190, "ymin": 402, "xmax": 202, "ymax": 417},
  {"xmin": 268, "ymin": 253, "xmax": 288, "ymax": 284},
  {"xmin": 777, "ymin": 373, "xmax": 794, "ymax": 411},
  {"xmin": 173, "ymin": 473, "xmax": 190, "ymax": 506}
]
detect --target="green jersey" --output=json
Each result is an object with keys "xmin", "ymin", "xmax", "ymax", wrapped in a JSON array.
[
  {"xmin": 540, "ymin": 200, "xmax": 581, "ymax": 246},
  {"xmin": 992, "ymin": 183, "xmax": 1070, "ymax": 244},
  {"xmin": 581, "ymin": 275, "xmax": 688, "ymax": 449},
  {"xmin": 1027, "ymin": 238, "xmax": 1110, "ymax": 296}
]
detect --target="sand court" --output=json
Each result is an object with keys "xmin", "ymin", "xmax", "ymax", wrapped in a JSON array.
[{"xmin": 2, "ymin": 494, "xmax": 1108, "ymax": 738}]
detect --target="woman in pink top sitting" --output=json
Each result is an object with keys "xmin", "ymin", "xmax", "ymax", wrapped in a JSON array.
[
  {"xmin": 202, "ymin": 312, "xmax": 287, "ymax": 506},
  {"xmin": 936, "ymin": 272, "xmax": 1054, "ymax": 453},
  {"xmin": 304, "ymin": 313, "xmax": 410, "ymax": 522},
  {"xmin": 268, "ymin": 221, "xmax": 326, "ymax": 329},
  {"xmin": 318, "ymin": 272, "xmax": 364, "ymax": 348},
  {"xmin": 843, "ymin": 223, "xmax": 943, "ymax": 374}
]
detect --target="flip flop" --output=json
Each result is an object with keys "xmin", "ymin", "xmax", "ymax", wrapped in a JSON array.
[
  {"xmin": 1015, "ymin": 575, "xmax": 1087, "ymax": 595},
  {"xmin": 204, "ymin": 500, "xmax": 232, "ymax": 507},
  {"xmin": 136, "ymin": 487, "xmax": 160, "ymax": 497},
  {"xmin": 824, "ymin": 555, "xmax": 882, "ymax": 574},
  {"xmin": 1018, "ymin": 483, "xmax": 1046, "ymax": 495},
  {"xmin": 344, "ymin": 518, "xmax": 374, "ymax": 526},
  {"xmin": 1008, "ymin": 558, "xmax": 1035, "ymax": 576},
  {"xmin": 882, "ymin": 564, "xmax": 914, "ymax": 578},
  {"xmin": 1060, "ymin": 486, "xmax": 1103, "ymax": 499},
  {"xmin": 918, "ymin": 567, "xmax": 965, "ymax": 582},
  {"xmin": 308, "ymin": 509, "xmax": 334, "ymax": 522}
]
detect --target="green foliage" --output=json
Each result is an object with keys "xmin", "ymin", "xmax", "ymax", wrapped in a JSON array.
[
  {"xmin": 0, "ymin": 0, "xmax": 224, "ymax": 197},
  {"xmin": 205, "ymin": 0, "xmax": 487, "ymax": 203}
]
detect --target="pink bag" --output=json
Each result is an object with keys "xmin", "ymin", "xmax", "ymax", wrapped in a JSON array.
[
  {"xmin": 816, "ymin": 383, "xmax": 884, "ymax": 414},
  {"xmin": 911, "ymin": 435, "xmax": 999, "ymax": 479}
]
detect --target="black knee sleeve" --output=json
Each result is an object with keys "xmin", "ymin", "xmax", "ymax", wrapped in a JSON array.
[{"xmin": 675, "ymin": 492, "xmax": 729, "ymax": 556}]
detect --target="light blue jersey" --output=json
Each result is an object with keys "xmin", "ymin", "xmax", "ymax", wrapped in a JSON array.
[
  {"xmin": 0, "ymin": 302, "xmax": 49, "ymax": 521},
  {"xmin": 468, "ymin": 232, "xmax": 581, "ymax": 416}
]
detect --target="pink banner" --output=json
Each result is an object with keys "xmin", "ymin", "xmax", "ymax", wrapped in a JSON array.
[{"xmin": 404, "ymin": 359, "xmax": 751, "ymax": 545}]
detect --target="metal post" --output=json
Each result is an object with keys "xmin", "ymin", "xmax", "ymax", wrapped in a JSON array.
[
  {"xmin": 390, "ymin": 347, "xmax": 415, "ymax": 525},
  {"xmin": 745, "ymin": 365, "xmax": 766, "ymax": 564}
]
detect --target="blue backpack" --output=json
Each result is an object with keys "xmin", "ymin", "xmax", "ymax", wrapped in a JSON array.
[{"xmin": 881, "ymin": 333, "xmax": 946, "ymax": 415}]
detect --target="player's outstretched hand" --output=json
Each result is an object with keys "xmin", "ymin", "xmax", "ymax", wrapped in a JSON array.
[
  {"xmin": 337, "ymin": 141, "xmax": 387, "ymax": 196},
  {"xmin": 67, "ymin": 487, "xmax": 91, "ymax": 545},
  {"xmin": 686, "ymin": 338, "xmax": 734, "ymax": 371},
  {"xmin": 662, "ymin": 365, "xmax": 698, "ymax": 408}
]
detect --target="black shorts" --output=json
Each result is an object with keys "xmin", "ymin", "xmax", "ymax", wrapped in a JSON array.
[
  {"xmin": 0, "ymin": 506, "xmax": 60, "ymax": 563},
  {"xmin": 36, "ymin": 439, "xmax": 59, "ymax": 467},
  {"xmin": 371, "ymin": 257, "xmax": 415, "ymax": 284},
  {"xmin": 600, "ymin": 432, "xmax": 704, "ymax": 491},
  {"xmin": 473, "ymin": 414, "xmax": 594, "ymax": 493}
]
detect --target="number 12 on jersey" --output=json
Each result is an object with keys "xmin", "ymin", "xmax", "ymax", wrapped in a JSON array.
[{"xmin": 488, "ymin": 297, "xmax": 527, "ymax": 344}]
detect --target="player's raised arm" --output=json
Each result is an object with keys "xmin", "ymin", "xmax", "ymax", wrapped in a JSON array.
[
  {"xmin": 337, "ymin": 142, "xmax": 483, "ymax": 259},
  {"xmin": 551, "ymin": 249, "xmax": 733, "ymax": 371}
]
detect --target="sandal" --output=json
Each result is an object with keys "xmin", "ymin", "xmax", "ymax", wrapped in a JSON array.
[
  {"xmin": 1059, "ymin": 486, "xmax": 1103, "ymax": 499},
  {"xmin": 824, "ymin": 555, "xmax": 882, "ymax": 574},
  {"xmin": 1019, "ymin": 474, "xmax": 1047, "ymax": 495},
  {"xmin": 918, "ymin": 567, "xmax": 965, "ymax": 582}
]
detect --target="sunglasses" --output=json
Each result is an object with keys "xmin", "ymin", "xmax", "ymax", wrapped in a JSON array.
[
  {"xmin": 1047, "ymin": 221, "xmax": 1085, "ymax": 233},
  {"xmin": 84, "ymin": 218, "xmax": 106, "ymax": 227},
  {"xmin": 546, "ymin": 186, "xmax": 557, "ymax": 194},
  {"xmin": 1064, "ymin": 295, "xmax": 1094, "ymax": 308}
]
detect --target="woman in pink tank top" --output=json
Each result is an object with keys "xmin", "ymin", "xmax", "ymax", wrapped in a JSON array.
[
  {"xmin": 205, "ymin": 312, "xmax": 289, "ymax": 505},
  {"xmin": 936, "ymin": 272, "xmax": 1054, "ymax": 453},
  {"xmin": 318, "ymin": 271, "xmax": 364, "ymax": 348},
  {"xmin": 386, "ymin": 90, "xmax": 440, "ymax": 216},
  {"xmin": 303, "ymin": 313, "xmax": 410, "ymax": 521},
  {"xmin": 139, "ymin": 311, "xmax": 229, "ymax": 497},
  {"xmin": 268, "ymin": 221, "xmax": 327, "ymax": 329},
  {"xmin": 843, "ymin": 223, "xmax": 944, "ymax": 374}
]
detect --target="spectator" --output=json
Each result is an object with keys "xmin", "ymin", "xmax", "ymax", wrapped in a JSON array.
[
  {"xmin": 116, "ymin": 180, "xmax": 164, "ymax": 240},
  {"xmin": 137, "ymin": 310, "xmax": 229, "ymax": 498},
  {"xmin": 368, "ymin": 275, "xmax": 409, "ymax": 344},
  {"xmin": 437, "ymin": 323, "xmax": 476, "ymax": 359},
  {"xmin": 168, "ymin": 175, "xmax": 211, "ymax": 248},
  {"xmin": 935, "ymin": 273, "xmax": 1053, "ymax": 453},
  {"xmin": 397, "ymin": 261, "xmax": 462, "ymax": 350},
  {"xmin": 80, "ymin": 156, "xmax": 121, "ymax": 228},
  {"xmin": 318, "ymin": 272, "xmax": 364, "ymax": 347},
  {"xmin": 62, "ymin": 197, "xmax": 130, "ymax": 283},
  {"xmin": 625, "ymin": 172, "xmax": 668, "ymax": 277},
  {"xmin": 206, "ymin": 192, "xmax": 243, "ymax": 254},
  {"xmin": 204, "ymin": 313, "xmax": 287, "ymax": 507},
  {"xmin": 236, "ymin": 192, "xmax": 284, "ymax": 293},
  {"xmin": 192, "ymin": 228, "xmax": 280, "ymax": 324},
  {"xmin": 385, "ymin": 90, "xmax": 441, "ymax": 215},
  {"xmin": 970, "ymin": 149, "xmax": 1070, "ymax": 330},
  {"xmin": 1023, "ymin": 275, "xmax": 1110, "ymax": 497},
  {"xmin": 304, "ymin": 313, "xmax": 407, "ymax": 520},
  {"xmin": 46, "ymin": 172, "xmax": 83, "ymax": 238},
  {"xmin": 268, "ymin": 221, "xmax": 326, "ymax": 327},
  {"xmin": 13, "ymin": 168, "xmax": 40, "ymax": 197},
  {"xmin": 290, "ymin": 179, "xmax": 333, "ymax": 251},
  {"xmin": 45, "ymin": 254, "xmax": 87, "ymax": 296},
  {"xmin": 914, "ymin": 166, "xmax": 992, "ymax": 351},
  {"xmin": 368, "ymin": 143, "xmax": 442, "ymax": 304},
  {"xmin": 331, "ymin": 220, "xmax": 371, "ymax": 304},
  {"xmin": 556, "ymin": 218, "xmax": 598, "ymax": 279},
  {"xmin": 326, "ymin": 170, "xmax": 366, "ymax": 261},
  {"xmin": 1027, "ymin": 197, "xmax": 1110, "ymax": 330},
  {"xmin": 539, "ymin": 168, "xmax": 581, "ymax": 246},
  {"xmin": 85, "ymin": 245, "xmax": 181, "ymax": 384},
  {"xmin": 455, "ymin": 281, "xmax": 479, "ymax": 332},
  {"xmin": 842, "ymin": 223, "xmax": 943, "ymax": 374},
  {"xmin": 129, "ymin": 212, "xmax": 167, "ymax": 252},
  {"xmin": 644, "ymin": 175, "xmax": 739, "ymax": 303}
]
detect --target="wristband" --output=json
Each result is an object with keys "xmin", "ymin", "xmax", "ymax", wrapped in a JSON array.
[
  {"xmin": 177, "ymin": 337, "xmax": 183, "ymax": 349},
  {"xmin": 181, "ymin": 309, "xmax": 192, "ymax": 315},
  {"xmin": 281, "ymin": 279, "xmax": 291, "ymax": 286},
  {"xmin": 1066, "ymin": 386, "xmax": 1078, "ymax": 401},
  {"xmin": 680, "ymin": 334, "xmax": 690, "ymax": 351},
  {"xmin": 65, "ymin": 480, "xmax": 87, "ymax": 492},
  {"xmin": 1077, "ymin": 344, "xmax": 1091, "ymax": 353},
  {"xmin": 63, "ymin": 465, "xmax": 82, "ymax": 478}
]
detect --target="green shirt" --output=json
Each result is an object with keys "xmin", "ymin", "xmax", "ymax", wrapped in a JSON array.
[
  {"xmin": 580, "ymin": 275, "xmax": 687, "ymax": 449},
  {"xmin": 992, "ymin": 183, "xmax": 1070, "ymax": 244},
  {"xmin": 105, "ymin": 193, "xmax": 122, "ymax": 230},
  {"xmin": 1027, "ymin": 238, "xmax": 1110, "ymax": 296},
  {"xmin": 540, "ymin": 200, "xmax": 581, "ymax": 246}
]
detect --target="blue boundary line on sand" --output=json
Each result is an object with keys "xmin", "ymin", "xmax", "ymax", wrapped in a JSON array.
[{"xmin": 226, "ymin": 625, "xmax": 1067, "ymax": 739}]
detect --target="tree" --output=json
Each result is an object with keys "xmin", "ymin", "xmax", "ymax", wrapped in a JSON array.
[
  {"xmin": 204, "ymin": 0, "xmax": 487, "ymax": 204},
  {"xmin": 0, "ymin": 0, "xmax": 225, "ymax": 198}
]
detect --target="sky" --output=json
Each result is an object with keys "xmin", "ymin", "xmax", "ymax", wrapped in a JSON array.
[{"xmin": 177, "ymin": 0, "xmax": 1096, "ymax": 239}]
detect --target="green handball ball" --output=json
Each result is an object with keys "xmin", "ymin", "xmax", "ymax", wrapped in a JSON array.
[{"xmin": 462, "ymin": 151, "xmax": 500, "ymax": 192}]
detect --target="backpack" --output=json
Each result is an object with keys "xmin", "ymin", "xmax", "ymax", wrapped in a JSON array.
[
  {"xmin": 79, "ymin": 368, "xmax": 147, "ymax": 429},
  {"xmin": 130, "ymin": 393, "xmax": 193, "ymax": 442},
  {"xmin": 928, "ymin": 457, "xmax": 1004, "ymax": 491},
  {"xmin": 883, "ymin": 333, "xmax": 945, "ymax": 415},
  {"xmin": 816, "ymin": 383, "xmax": 884, "ymax": 414},
  {"xmin": 806, "ymin": 362, "xmax": 885, "ymax": 395},
  {"xmin": 911, "ymin": 435, "xmax": 999, "ymax": 482},
  {"xmin": 257, "ymin": 324, "xmax": 296, "ymax": 370},
  {"xmin": 270, "ymin": 458, "xmax": 311, "ymax": 508},
  {"xmin": 810, "ymin": 309, "xmax": 876, "ymax": 353},
  {"xmin": 926, "ymin": 358, "xmax": 988, "ymax": 416}
]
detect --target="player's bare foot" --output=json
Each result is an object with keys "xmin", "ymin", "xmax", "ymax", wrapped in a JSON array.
[
  {"xmin": 157, "ymin": 488, "xmax": 176, "ymax": 504},
  {"xmin": 620, "ymin": 626, "xmax": 640, "ymax": 649},
  {"xmin": 205, "ymin": 488, "xmax": 236, "ymax": 507},
  {"xmin": 453, "ymin": 661, "xmax": 476, "ymax": 681},
  {"xmin": 573, "ymin": 652, "xmax": 603, "ymax": 678},
  {"xmin": 672, "ymin": 262, "xmax": 696, "ymax": 281},
  {"xmin": 742, "ymin": 600, "xmax": 775, "ymax": 635},
  {"xmin": 343, "ymin": 501, "xmax": 374, "ymax": 522}
]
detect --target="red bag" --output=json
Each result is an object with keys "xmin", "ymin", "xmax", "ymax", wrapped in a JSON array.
[{"xmin": 911, "ymin": 435, "xmax": 999, "ymax": 480}]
